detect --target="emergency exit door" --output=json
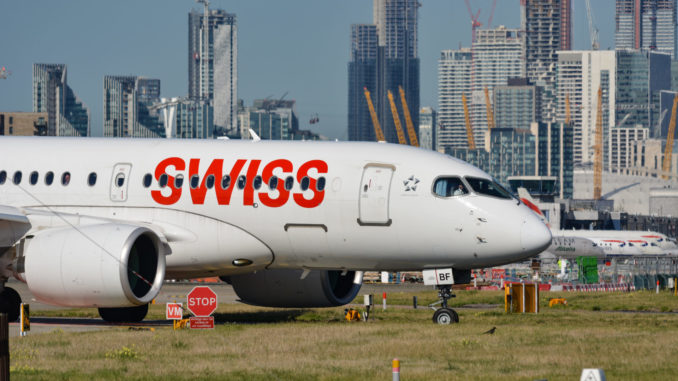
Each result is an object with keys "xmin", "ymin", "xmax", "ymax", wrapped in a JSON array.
[
  {"xmin": 358, "ymin": 164, "xmax": 394, "ymax": 226},
  {"xmin": 110, "ymin": 163, "xmax": 132, "ymax": 202}
]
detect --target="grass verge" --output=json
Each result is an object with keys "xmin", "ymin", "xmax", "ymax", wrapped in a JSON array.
[{"xmin": 11, "ymin": 290, "xmax": 678, "ymax": 380}]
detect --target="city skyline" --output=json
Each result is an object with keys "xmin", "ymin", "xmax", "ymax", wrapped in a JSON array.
[{"xmin": 0, "ymin": 1, "xmax": 617, "ymax": 140}]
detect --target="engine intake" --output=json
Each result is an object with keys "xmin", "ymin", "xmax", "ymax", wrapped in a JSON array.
[
  {"xmin": 21, "ymin": 223, "xmax": 167, "ymax": 307},
  {"xmin": 229, "ymin": 269, "xmax": 362, "ymax": 308}
]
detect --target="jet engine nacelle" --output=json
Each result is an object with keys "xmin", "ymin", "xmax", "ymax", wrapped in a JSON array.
[
  {"xmin": 228, "ymin": 269, "xmax": 362, "ymax": 308},
  {"xmin": 20, "ymin": 223, "xmax": 167, "ymax": 307}
]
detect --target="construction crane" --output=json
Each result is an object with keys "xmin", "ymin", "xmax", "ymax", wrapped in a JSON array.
[
  {"xmin": 584, "ymin": 0, "xmax": 599, "ymax": 50},
  {"xmin": 662, "ymin": 95, "xmax": 678, "ymax": 180},
  {"xmin": 593, "ymin": 87, "xmax": 603, "ymax": 200},
  {"xmin": 487, "ymin": 0, "xmax": 497, "ymax": 28},
  {"xmin": 387, "ymin": 90, "xmax": 408, "ymax": 145},
  {"xmin": 484, "ymin": 86, "xmax": 495, "ymax": 130},
  {"xmin": 398, "ymin": 86, "xmax": 419, "ymax": 147},
  {"xmin": 462, "ymin": 93, "xmax": 476, "ymax": 150},
  {"xmin": 363, "ymin": 87, "xmax": 385, "ymax": 142},
  {"xmin": 565, "ymin": 93, "xmax": 571, "ymax": 125},
  {"xmin": 464, "ymin": 0, "xmax": 482, "ymax": 43}
]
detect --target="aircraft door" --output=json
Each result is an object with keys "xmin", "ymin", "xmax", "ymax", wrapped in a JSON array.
[
  {"xmin": 358, "ymin": 164, "xmax": 394, "ymax": 226},
  {"xmin": 110, "ymin": 163, "xmax": 132, "ymax": 202}
]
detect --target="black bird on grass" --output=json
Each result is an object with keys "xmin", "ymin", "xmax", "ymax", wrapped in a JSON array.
[{"xmin": 481, "ymin": 327, "xmax": 496, "ymax": 335}]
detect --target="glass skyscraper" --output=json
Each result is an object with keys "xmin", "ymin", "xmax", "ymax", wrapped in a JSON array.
[
  {"xmin": 523, "ymin": 0, "xmax": 573, "ymax": 122},
  {"xmin": 32, "ymin": 63, "xmax": 90, "ymax": 137},
  {"xmin": 103, "ymin": 76, "xmax": 164, "ymax": 138},
  {"xmin": 348, "ymin": 0, "xmax": 419, "ymax": 145},
  {"xmin": 470, "ymin": 27, "xmax": 525, "ymax": 140},
  {"xmin": 531, "ymin": 122, "xmax": 574, "ymax": 198},
  {"xmin": 494, "ymin": 79, "xmax": 541, "ymax": 130},
  {"xmin": 188, "ymin": 7, "xmax": 237, "ymax": 136},
  {"xmin": 437, "ymin": 48, "xmax": 472, "ymax": 151},
  {"xmin": 615, "ymin": 0, "xmax": 677, "ymax": 59}
]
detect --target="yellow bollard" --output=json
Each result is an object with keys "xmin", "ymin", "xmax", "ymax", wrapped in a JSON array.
[
  {"xmin": 20, "ymin": 304, "xmax": 29, "ymax": 337},
  {"xmin": 392, "ymin": 358, "xmax": 400, "ymax": 381}
]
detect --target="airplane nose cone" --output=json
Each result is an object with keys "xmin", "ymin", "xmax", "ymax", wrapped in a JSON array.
[{"xmin": 521, "ymin": 212, "xmax": 552, "ymax": 256}]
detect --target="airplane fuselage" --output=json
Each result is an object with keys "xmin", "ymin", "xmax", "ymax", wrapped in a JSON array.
[{"xmin": 0, "ymin": 137, "xmax": 550, "ymax": 279}]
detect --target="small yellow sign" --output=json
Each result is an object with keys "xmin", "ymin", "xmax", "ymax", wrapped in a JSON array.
[{"xmin": 20, "ymin": 303, "xmax": 30, "ymax": 336}]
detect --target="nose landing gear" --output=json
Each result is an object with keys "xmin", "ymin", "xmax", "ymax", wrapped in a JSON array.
[{"xmin": 429, "ymin": 285, "xmax": 459, "ymax": 324}]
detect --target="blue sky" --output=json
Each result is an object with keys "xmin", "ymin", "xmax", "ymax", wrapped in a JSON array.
[{"xmin": 0, "ymin": 1, "xmax": 615, "ymax": 139}]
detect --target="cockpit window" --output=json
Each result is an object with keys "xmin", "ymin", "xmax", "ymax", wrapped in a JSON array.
[
  {"xmin": 433, "ymin": 177, "xmax": 467, "ymax": 197},
  {"xmin": 465, "ymin": 177, "xmax": 513, "ymax": 199}
]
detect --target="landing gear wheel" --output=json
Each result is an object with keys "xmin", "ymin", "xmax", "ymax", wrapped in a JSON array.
[
  {"xmin": 98, "ymin": 304, "xmax": 149, "ymax": 323},
  {"xmin": 0, "ymin": 287, "xmax": 22, "ymax": 322},
  {"xmin": 432, "ymin": 308, "xmax": 458, "ymax": 325}
]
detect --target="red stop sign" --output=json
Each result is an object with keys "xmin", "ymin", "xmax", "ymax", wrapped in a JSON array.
[{"xmin": 187, "ymin": 286, "xmax": 218, "ymax": 317}]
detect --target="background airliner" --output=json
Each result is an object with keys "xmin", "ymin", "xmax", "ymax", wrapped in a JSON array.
[
  {"xmin": 0, "ymin": 137, "xmax": 551, "ymax": 322},
  {"xmin": 518, "ymin": 189, "xmax": 678, "ymax": 259}
]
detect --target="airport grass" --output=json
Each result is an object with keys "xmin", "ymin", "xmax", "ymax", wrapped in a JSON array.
[{"xmin": 11, "ymin": 290, "xmax": 678, "ymax": 380}]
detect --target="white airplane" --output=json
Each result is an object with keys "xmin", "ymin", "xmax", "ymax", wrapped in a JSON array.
[
  {"xmin": 0, "ymin": 137, "xmax": 551, "ymax": 323},
  {"xmin": 518, "ymin": 189, "xmax": 678, "ymax": 258}
]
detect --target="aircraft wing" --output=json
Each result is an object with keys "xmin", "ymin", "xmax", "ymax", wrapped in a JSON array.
[
  {"xmin": 0, "ymin": 205, "xmax": 30, "ymax": 224},
  {"xmin": 0, "ymin": 205, "xmax": 31, "ymax": 247}
]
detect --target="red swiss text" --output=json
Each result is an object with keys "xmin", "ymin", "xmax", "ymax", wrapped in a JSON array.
[{"xmin": 150, "ymin": 158, "xmax": 328, "ymax": 208}]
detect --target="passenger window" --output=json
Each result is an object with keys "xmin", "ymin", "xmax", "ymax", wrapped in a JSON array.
[
  {"xmin": 158, "ymin": 174, "xmax": 168, "ymax": 188},
  {"xmin": 237, "ymin": 175, "xmax": 246, "ymax": 190},
  {"xmin": 29, "ymin": 171, "xmax": 39, "ymax": 185},
  {"xmin": 284, "ymin": 176, "xmax": 294, "ymax": 191},
  {"xmin": 465, "ymin": 177, "xmax": 513, "ymax": 199},
  {"xmin": 175, "ymin": 174, "xmax": 184, "ymax": 188},
  {"xmin": 143, "ymin": 174, "xmax": 152, "ymax": 188},
  {"xmin": 87, "ymin": 172, "xmax": 97, "ymax": 186},
  {"xmin": 268, "ymin": 176, "xmax": 279, "ymax": 189},
  {"xmin": 221, "ymin": 175, "xmax": 231, "ymax": 189},
  {"xmin": 300, "ymin": 177, "xmax": 310, "ymax": 191},
  {"xmin": 190, "ymin": 175, "xmax": 200, "ymax": 189},
  {"xmin": 317, "ymin": 177, "xmax": 326, "ymax": 191},
  {"xmin": 433, "ymin": 177, "xmax": 466, "ymax": 197},
  {"xmin": 115, "ymin": 173, "xmax": 125, "ymax": 188},
  {"xmin": 253, "ymin": 175, "xmax": 262, "ymax": 190},
  {"xmin": 0, "ymin": 170, "xmax": 5, "ymax": 185},
  {"xmin": 205, "ymin": 175, "xmax": 215, "ymax": 189},
  {"xmin": 13, "ymin": 171, "xmax": 22, "ymax": 185},
  {"xmin": 61, "ymin": 172, "xmax": 71, "ymax": 186},
  {"xmin": 45, "ymin": 171, "xmax": 54, "ymax": 185}
]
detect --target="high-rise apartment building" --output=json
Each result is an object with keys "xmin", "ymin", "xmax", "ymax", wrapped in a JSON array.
[
  {"xmin": 32, "ymin": 63, "xmax": 90, "ymax": 136},
  {"xmin": 659, "ymin": 90, "xmax": 678, "ymax": 137},
  {"xmin": 616, "ymin": 50, "xmax": 672, "ymax": 136},
  {"xmin": 470, "ymin": 26, "xmax": 525, "ymax": 142},
  {"xmin": 348, "ymin": 24, "xmax": 379, "ymax": 142},
  {"xmin": 244, "ymin": 99, "xmax": 299, "ymax": 140},
  {"xmin": 188, "ymin": 6, "xmax": 237, "ymax": 136},
  {"xmin": 609, "ymin": 126, "xmax": 649, "ymax": 173},
  {"xmin": 615, "ymin": 0, "xmax": 677, "ymax": 58},
  {"xmin": 523, "ymin": 0, "xmax": 572, "ymax": 122},
  {"xmin": 348, "ymin": 0, "xmax": 419, "ymax": 144},
  {"xmin": 531, "ymin": 122, "xmax": 574, "ymax": 199},
  {"xmin": 487, "ymin": 128, "xmax": 536, "ymax": 186},
  {"xmin": 556, "ymin": 51, "xmax": 616, "ymax": 168},
  {"xmin": 437, "ymin": 48, "xmax": 472, "ymax": 151},
  {"xmin": 418, "ymin": 107, "xmax": 436, "ymax": 150},
  {"xmin": 103, "ymin": 76, "xmax": 164, "ymax": 138},
  {"xmin": 494, "ymin": 78, "xmax": 541, "ymax": 130},
  {"xmin": 154, "ymin": 97, "xmax": 213, "ymax": 139}
]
